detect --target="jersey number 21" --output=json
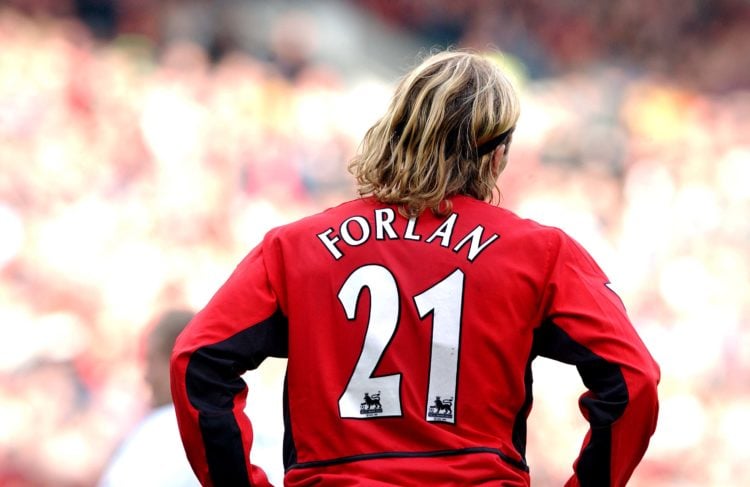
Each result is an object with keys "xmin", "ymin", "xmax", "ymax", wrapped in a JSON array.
[{"xmin": 337, "ymin": 265, "xmax": 464, "ymax": 424}]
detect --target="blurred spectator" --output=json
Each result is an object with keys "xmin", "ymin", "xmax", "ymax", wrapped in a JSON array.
[
  {"xmin": 98, "ymin": 309, "xmax": 199, "ymax": 487},
  {"xmin": 351, "ymin": 0, "xmax": 750, "ymax": 90},
  {"xmin": 74, "ymin": 0, "xmax": 118, "ymax": 39}
]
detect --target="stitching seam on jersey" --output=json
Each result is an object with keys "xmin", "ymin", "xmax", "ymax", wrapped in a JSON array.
[{"xmin": 286, "ymin": 446, "xmax": 529, "ymax": 473}]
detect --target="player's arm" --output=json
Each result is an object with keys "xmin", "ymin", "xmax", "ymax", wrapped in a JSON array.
[
  {"xmin": 170, "ymin": 242, "xmax": 287, "ymax": 487},
  {"xmin": 536, "ymin": 228, "xmax": 660, "ymax": 487}
]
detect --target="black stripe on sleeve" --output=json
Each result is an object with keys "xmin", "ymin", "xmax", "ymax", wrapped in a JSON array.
[
  {"xmin": 533, "ymin": 320, "xmax": 629, "ymax": 487},
  {"xmin": 185, "ymin": 309, "xmax": 288, "ymax": 486},
  {"xmin": 282, "ymin": 373, "xmax": 298, "ymax": 470},
  {"xmin": 511, "ymin": 348, "xmax": 536, "ymax": 461}
]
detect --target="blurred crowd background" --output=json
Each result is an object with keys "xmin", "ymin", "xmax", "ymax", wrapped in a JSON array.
[{"xmin": 0, "ymin": 0, "xmax": 748, "ymax": 486}]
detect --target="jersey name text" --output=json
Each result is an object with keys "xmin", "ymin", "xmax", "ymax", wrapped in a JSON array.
[{"xmin": 317, "ymin": 208, "xmax": 498, "ymax": 263}]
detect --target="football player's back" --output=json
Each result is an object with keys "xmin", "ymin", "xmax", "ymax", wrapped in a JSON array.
[
  {"xmin": 272, "ymin": 196, "xmax": 545, "ymax": 485},
  {"xmin": 171, "ymin": 51, "xmax": 658, "ymax": 487}
]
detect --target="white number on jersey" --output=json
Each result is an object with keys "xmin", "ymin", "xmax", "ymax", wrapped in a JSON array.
[{"xmin": 338, "ymin": 265, "xmax": 464, "ymax": 424}]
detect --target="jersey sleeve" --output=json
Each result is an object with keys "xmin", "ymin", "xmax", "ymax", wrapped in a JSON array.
[
  {"xmin": 536, "ymin": 228, "xmax": 660, "ymax": 487},
  {"xmin": 170, "ymin": 241, "xmax": 288, "ymax": 487}
]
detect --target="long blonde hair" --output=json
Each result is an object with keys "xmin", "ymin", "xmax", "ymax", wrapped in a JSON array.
[{"xmin": 348, "ymin": 50, "xmax": 520, "ymax": 216}]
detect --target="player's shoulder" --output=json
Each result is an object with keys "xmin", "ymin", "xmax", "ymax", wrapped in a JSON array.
[
  {"xmin": 495, "ymin": 209, "xmax": 596, "ymax": 266},
  {"xmin": 262, "ymin": 198, "xmax": 374, "ymax": 240},
  {"xmin": 456, "ymin": 196, "xmax": 563, "ymax": 240}
]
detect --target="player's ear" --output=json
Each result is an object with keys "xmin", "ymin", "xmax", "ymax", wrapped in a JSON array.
[{"xmin": 492, "ymin": 144, "xmax": 508, "ymax": 178}]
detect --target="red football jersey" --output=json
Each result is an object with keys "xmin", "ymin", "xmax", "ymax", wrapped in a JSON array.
[{"xmin": 171, "ymin": 195, "xmax": 660, "ymax": 487}]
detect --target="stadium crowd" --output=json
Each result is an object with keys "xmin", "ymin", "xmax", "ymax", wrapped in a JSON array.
[{"xmin": 0, "ymin": 1, "xmax": 748, "ymax": 486}]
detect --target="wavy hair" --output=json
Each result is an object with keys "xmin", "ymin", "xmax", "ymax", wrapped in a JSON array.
[{"xmin": 348, "ymin": 50, "xmax": 520, "ymax": 216}]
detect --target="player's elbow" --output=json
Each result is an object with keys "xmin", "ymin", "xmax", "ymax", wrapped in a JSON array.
[
  {"xmin": 634, "ymin": 372, "xmax": 659, "ymax": 410},
  {"xmin": 628, "ymin": 359, "xmax": 660, "ymax": 432},
  {"xmin": 638, "ymin": 356, "xmax": 660, "ymax": 403}
]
